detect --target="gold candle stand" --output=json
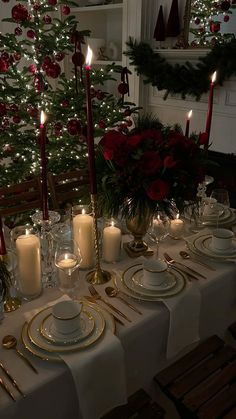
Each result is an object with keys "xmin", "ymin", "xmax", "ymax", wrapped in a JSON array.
[{"xmin": 86, "ymin": 194, "xmax": 112, "ymax": 284}]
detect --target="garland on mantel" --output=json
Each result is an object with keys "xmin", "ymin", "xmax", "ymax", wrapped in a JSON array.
[{"xmin": 125, "ymin": 38, "xmax": 236, "ymax": 100}]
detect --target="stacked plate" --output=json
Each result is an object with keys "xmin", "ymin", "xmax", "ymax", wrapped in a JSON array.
[
  {"xmin": 186, "ymin": 233, "xmax": 236, "ymax": 261},
  {"xmin": 114, "ymin": 263, "xmax": 186, "ymax": 302},
  {"xmin": 21, "ymin": 301, "xmax": 115, "ymax": 362},
  {"xmin": 185, "ymin": 205, "xmax": 236, "ymax": 228}
]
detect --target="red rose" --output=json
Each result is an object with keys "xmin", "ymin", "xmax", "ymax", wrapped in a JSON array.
[
  {"xmin": 99, "ymin": 130, "xmax": 127, "ymax": 160},
  {"xmin": 127, "ymin": 133, "xmax": 142, "ymax": 147},
  {"xmin": 164, "ymin": 155, "xmax": 176, "ymax": 169},
  {"xmin": 199, "ymin": 132, "xmax": 208, "ymax": 145},
  {"xmin": 138, "ymin": 151, "xmax": 162, "ymax": 175},
  {"xmin": 146, "ymin": 179, "xmax": 170, "ymax": 201}
]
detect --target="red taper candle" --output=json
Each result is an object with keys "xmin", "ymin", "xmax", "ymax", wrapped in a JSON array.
[
  {"xmin": 40, "ymin": 111, "xmax": 49, "ymax": 220},
  {"xmin": 84, "ymin": 46, "xmax": 97, "ymax": 195},
  {"xmin": 185, "ymin": 109, "xmax": 192, "ymax": 138},
  {"xmin": 205, "ymin": 71, "xmax": 217, "ymax": 150},
  {"xmin": 0, "ymin": 216, "xmax": 7, "ymax": 256}
]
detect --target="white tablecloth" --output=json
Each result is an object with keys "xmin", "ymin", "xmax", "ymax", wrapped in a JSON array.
[{"xmin": 1, "ymin": 234, "xmax": 236, "ymax": 419}]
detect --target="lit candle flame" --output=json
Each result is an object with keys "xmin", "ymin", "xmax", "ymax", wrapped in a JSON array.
[
  {"xmin": 25, "ymin": 229, "xmax": 30, "ymax": 236},
  {"xmin": 111, "ymin": 221, "xmax": 115, "ymax": 227},
  {"xmin": 176, "ymin": 213, "xmax": 180, "ymax": 220},
  {"xmin": 211, "ymin": 71, "xmax": 217, "ymax": 83},
  {"xmin": 40, "ymin": 110, "xmax": 46, "ymax": 125},
  {"xmin": 188, "ymin": 110, "xmax": 192, "ymax": 120},
  {"xmin": 86, "ymin": 46, "xmax": 93, "ymax": 67},
  {"xmin": 82, "ymin": 208, "xmax": 86, "ymax": 215}
]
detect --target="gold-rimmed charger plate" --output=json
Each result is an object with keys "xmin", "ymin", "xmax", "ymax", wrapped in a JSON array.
[
  {"xmin": 192, "ymin": 234, "xmax": 236, "ymax": 259},
  {"xmin": 27, "ymin": 304, "xmax": 105, "ymax": 353},
  {"xmin": 114, "ymin": 263, "xmax": 186, "ymax": 302},
  {"xmin": 40, "ymin": 309, "xmax": 95, "ymax": 346},
  {"xmin": 131, "ymin": 269, "xmax": 177, "ymax": 295}
]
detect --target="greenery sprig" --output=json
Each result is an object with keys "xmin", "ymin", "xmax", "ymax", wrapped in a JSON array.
[
  {"xmin": 125, "ymin": 38, "xmax": 236, "ymax": 100},
  {"xmin": 0, "ymin": 259, "xmax": 12, "ymax": 301}
]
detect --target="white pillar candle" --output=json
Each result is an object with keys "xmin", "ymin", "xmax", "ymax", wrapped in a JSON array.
[
  {"xmin": 103, "ymin": 222, "xmax": 121, "ymax": 262},
  {"xmin": 16, "ymin": 233, "xmax": 41, "ymax": 298},
  {"xmin": 170, "ymin": 214, "xmax": 184, "ymax": 238},
  {"xmin": 73, "ymin": 209, "xmax": 94, "ymax": 269}
]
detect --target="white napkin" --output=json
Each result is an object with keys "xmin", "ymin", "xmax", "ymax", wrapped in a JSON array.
[
  {"xmin": 162, "ymin": 282, "xmax": 201, "ymax": 358},
  {"xmin": 25, "ymin": 297, "xmax": 127, "ymax": 419}
]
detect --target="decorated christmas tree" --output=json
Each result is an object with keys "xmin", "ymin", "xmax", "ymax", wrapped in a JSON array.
[
  {"xmin": 0, "ymin": 0, "xmax": 137, "ymax": 187},
  {"xmin": 190, "ymin": 0, "xmax": 236, "ymax": 46}
]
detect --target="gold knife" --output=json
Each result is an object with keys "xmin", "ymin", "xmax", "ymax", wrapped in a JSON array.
[
  {"xmin": 164, "ymin": 253, "xmax": 206, "ymax": 279},
  {"xmin": 0, "ymin": 377, "xmax": 16, "ymax": 401},
  {"xmin": 84, "ymin": 296, "xmax": 125, "ymax": 326},
  {"xmin": 0, "ymin": 362, "xmax": 25, "ymax": 397}
]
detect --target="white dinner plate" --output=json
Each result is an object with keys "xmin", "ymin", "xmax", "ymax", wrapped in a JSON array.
[
  {"xmin": 40, "ymin": 309, "xmax": 95, "ymax": 345},
  {"xmin": 201, "ymin": 209, "xmax": 236, "ymax": 227},
  {"xmin": 187, "ymin": 234, "xmax": 236, "ymax": 260},
  {"xmin": 27, "ymin": 303, "xmax": 105, "ymax": 353},
  {"xmin": 114, "ymin": 264, "xmax": 186, "ymax": 302},
  {"xmin": 203, "ymin": 236, "xmax": 236, "ymax": 256},
  {"xmin": 132, "ymin": 269, "xmax": 177, "ymax": 291},
  {"xmin": 21, "ymin": 303, "xmax": 115, "ymax": 362}
]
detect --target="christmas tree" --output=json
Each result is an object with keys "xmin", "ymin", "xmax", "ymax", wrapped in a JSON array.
[
  {"xmin": 190, "ymin": 0, "xmax": 236, "ymax": 46},
  {"xmin": 0, "ymin": 0, "xmax": 137, "ymax": 187}
]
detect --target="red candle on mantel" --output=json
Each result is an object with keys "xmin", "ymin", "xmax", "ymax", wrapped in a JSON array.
[
  {"xmin": 205, "ymin": 71, "xmax": 217, "ymax": 150},
  {"xmin": 0, "ymin": 216, "xmax": 7, "ymax": 256},
  {"xmin": 39, "ymin": 110, "xmax": 49, "ymax": 220},
  {"xmin": 185, "ymin": 109, "xmax": 192, "ymax": 138},
  {"xmin": 84, "ymin": 46, "xmax": 97, "ymax": 195}
]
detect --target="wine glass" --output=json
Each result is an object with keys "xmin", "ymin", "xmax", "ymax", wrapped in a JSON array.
[
  {"xmin": 54, "ymin": 240, "xmax": 82, "ymax": 295},
  {"xmin": 147, "ymin": 212, "xmax": 170, "ymax": 257},
  {"xmin": 210, "ymin": 188, "xmax": 230, "ymax": 228}
]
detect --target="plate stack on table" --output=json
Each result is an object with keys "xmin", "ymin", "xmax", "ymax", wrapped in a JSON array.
[
  {"xmin": 185, "ymin": 232, "xmax": 236, "ymax": 262},
  {"xmin": 184, "ymin": 205, "xmax": 236, "ymax": 229}
]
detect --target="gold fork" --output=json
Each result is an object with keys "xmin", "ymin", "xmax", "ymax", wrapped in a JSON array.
[{"xmin": 88, "ymin": 285, "xmax": 132, "ymax": 322}]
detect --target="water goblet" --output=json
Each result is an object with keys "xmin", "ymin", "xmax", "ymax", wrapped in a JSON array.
[
  {"xmin": 147, "ymin": 213, "xmax": 170, "ymax": 257},
  {"xmin": 54, "ymin": 240, "xmax": 82, "ymax": 296},
  {"xmin": 210, "ymin": 188, "xmax": 230, "ymax": 228}
]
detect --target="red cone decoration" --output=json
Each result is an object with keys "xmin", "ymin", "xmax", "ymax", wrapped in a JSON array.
[
  {"xmin": 166, "ymin": 0, "xmax": 180, "ymax": 37},
  {"xmin": 154, "ymin": 5, "xmax": 165, "ymax": 42}
]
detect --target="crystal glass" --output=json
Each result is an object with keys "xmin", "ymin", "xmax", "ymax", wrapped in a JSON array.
[
  {"xmin": 54, "ymin": 239, "xmax": 82, "ymax": 296},
  {"xmin": 210, "ymin": 188, "xmax": 230, "ymax": 227},
  {"xmin": 147, "ymin": 212, "xmax": 170, "ymax": 256}
]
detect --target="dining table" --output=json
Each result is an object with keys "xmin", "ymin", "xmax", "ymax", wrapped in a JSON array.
[{"xmin": 0, "ymin": 227, "xmax": 236, "ymax": 419}]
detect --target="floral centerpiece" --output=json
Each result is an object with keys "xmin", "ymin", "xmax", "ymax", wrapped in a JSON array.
[{"xmin": 96, "ymin": 115, "xmax": 208, "ymax": 224}]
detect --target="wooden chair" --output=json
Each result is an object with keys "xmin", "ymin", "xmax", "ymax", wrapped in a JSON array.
[
  {"xmin": 48, "ymin": 169, "xmax": 89, "ymax": 211},
  {"xmin": 0, "ymin": 177, "xmax": 42, "ymax": 217},
  {"xmin": 154, "ymin": 335, "xmax": 236, "ymax": 419}
]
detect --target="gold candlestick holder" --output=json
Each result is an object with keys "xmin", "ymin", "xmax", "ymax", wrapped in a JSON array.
[{"xmin": 86, "ymin": 194, "xmax": 112, "ymax": 284}]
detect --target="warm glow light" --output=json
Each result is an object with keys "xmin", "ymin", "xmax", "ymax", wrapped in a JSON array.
[
  {"xmin": 187, "ymin": 110, "xmax": 193, "ymax": 120},
  {"xmin": 211, "ymin": 71, "xmax": 217, "ymax": 83},
  {"xmin": 86, "ymin": 46, "xmax": 93, "ymax": 66},
  {"xmin": 176, "ymin": 213, "xmax": 180, "ymax": 220},
  {"xmin": 40, "ymin": 110, "xmax": 46, "ymax": 125},
  {"xmin": 82, "ymin": 208, "xmax": 86, "ymax": 215},
  {"xmin": 25, "ymin": 229, "xmax": 30, "ymax": 235},
  {"xmin": 111, "ymin": 221, "xmax": 115, "ymax": 227}
]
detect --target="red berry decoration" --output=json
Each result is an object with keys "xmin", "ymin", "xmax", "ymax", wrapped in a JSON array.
[
  {"xmin": 0, "ymin": 58, "xmax": 9, "ymax": 72},
  {"xmin": 67, "ymin": 119, "xmax": 81, "ymax": 136},
  {"xmin": 15, "ymin": 27, "xmax": 22, "ymax": 36},
  {"xmin": 55, "ymin": 52, "xmax": 65, "ymax": 62},
  {"xmin": 48, "ymin": 0, "xmax": 57, "ymax": 4},
  {"xmin": 43, "ymin": 15, "xmax": 52, "ymax": 24},
  {"xmin": 28, "ymin": 64, "xmax": 37, "ymax": 73},
  {"xmin": 194, "ymin": 17, "xmax": 200, "ymax": 25},
  {"xmin": 1, "ymin": 52, "xmax": 9, "ymax": 60},
  {"xmin": 10, "ymin": 104, "xmax": 18, "ymax": 113},
  {"xmin": 28, "ymin": 106, "xmax": 38, "ymax": 118},
  {"xmin": 224, "ymin": 15, "xmax": 230, "ymax": 22},
  {"xmin": 96, "ymin": 90, "xmax": 105, "ymax": 100},
  {"xmin": 12, "ymin": 4, "xmax": 29, "ymax": 23},
  {"xmin": 13, "ymin": 52, "xmax": 21, "ymax": 61},
  {"xmin": 41, "ymin": 56, "xmax": 52, "ymax": 71},
  {"xmin": 62, "ymin": 5, "xmax": 70, "ymax": 15},
  {"xmin": 46, "ymin": 62, "xmax": 61, "ymax": 78},
  {"xmin": 72, "ymin": 51, "xmax": 85, "ymax": 67},
  {"xmin": 118, "ymin": 82, "xmax": 129, "ymax": 95},
  {"xmin": 33, "ymin": 3, "xmax": 40, "ymax": 11},
  {"xmin": 210, "ymin": 22, "xmax": 221, "ymax": 33},
  {"xmin": 13, "ymin": 115, "xmax": 21, "ymax": 124},
  {"xmin": 27, "ymin": 30, "xmax": 35, "ymax": 39},
  {"xmin": 220, "ymin": 1, "xmax": 231, "ymax": 11}
]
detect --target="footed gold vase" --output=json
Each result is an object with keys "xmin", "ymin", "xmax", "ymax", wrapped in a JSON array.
[{"xmin": 126, "ymin": 216, "xmax": 151, "ymax": 253}]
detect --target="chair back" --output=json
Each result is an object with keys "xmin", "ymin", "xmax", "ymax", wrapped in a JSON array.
[
  {"xmin": 0, "ymin": 177, "xmax": 42, "ymax": 217},
  {"xmin": 48, "ymin": 170, "xmax": 89, "ymax": 210}
]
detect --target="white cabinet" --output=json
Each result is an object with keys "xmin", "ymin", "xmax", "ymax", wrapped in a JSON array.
[{"xmin": 63, "ymin": 0, "xmax": 147, "ymax": 105}]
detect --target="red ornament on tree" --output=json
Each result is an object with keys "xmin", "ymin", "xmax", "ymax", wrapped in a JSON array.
[
  {"xmin": 13, "ymin": 52, "xmax": 21, "ymax": 61},
  {"xmin": 55, "ymin": 52, "xmax": 65, "ymax": 62},
  {"xmin": 48, "ymin": 0, "xmax": 57, "ymax": 4},
  {"xmin": 0, "ymin": 102, "xmax": 7, "ymax": 116},
  {"xmin": 62, "ymin": 5, "xmax": 70, "ymax": 15},
  {"xmin": 224, "ymin": 15, "xmax": 230, "ymax": 22},
  {"xmin": 27, "ymin": 30, "xmax": 36, "ymax": 39},
  {"xmin": 54, "ymin": 122, "xmax": 63, "ymax": 135},
  {"xmin": 43, "ymin": 15, "xmax": 52, "ymax": 24},
  {"xmin": 98, "ymin": 120, "xmax": 106, "ymax": 129},
  {"xmin": 195, "ymin": 17, "xmax": 201, "ymax": 25},
  {"xmin": 33, "ymin": 3, "xmax": 41, "ymax": 11},
  {"xmin": 13, "ymin": 115, "xmax": 21, "ymax": 124},
  {"xmin": 220, "ymin": 1, "xmax": 231, "ymax": 11},
  {"xmin": 28, "ymin": 106, "xmax": 38, "ymax": 118},
  {"xmin": 96, "ymin": 90, "xmax": 106, "ymax": 100},
  {"xmin": 12, "ymin": 4, "xmax": 29, "ymax": 23},
  {"xmin": 10, "ymin": 104, "xmax": 18, "ymax": 113},
  {"xmin": 210, "ymin": 22, "xmax": 221, "ymax": 33},
  {"xmin": 46, "ymin": 62, "xmax": 61, "ymax": 78},
  {"xmin": 67, "ymin": 119, "xmax": 81, "ymax": 136},
  {"xmin": 72, "ymin": 51, "xmax": 85, "ymax": 67},
  {"xmin": 0, "ymin": 58, "xmax": 9, "ymax": 72},
  {"xmin": 61, "ymin": 99, "xmax": 70, "ymax": 108},
  {"xmin": 15, "ymin": 27, "xmax": 22, "ymax": 36},
  {"xmin": 118, "ymin": 82, "xmax": 129, "ymax": 95}
]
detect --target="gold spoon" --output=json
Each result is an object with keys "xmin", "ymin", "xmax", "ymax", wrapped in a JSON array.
[
  {"xmin": 105, "ymin": 286, "xmax": 142, "ymax": 315},
  {"xmin": 2, "ymin": 335, "xmax": 38, "ymax": 374},
  {"xmin": 179, "ymin": 251, "xmax": 215, "ymax": 271}
]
